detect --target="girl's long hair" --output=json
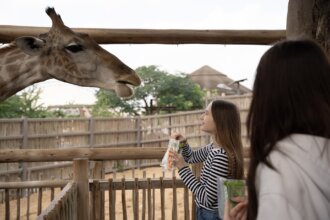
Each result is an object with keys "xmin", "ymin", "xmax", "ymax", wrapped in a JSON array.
[
  {"xmin": 211, "ymin": 100, "xmax": 244, "ymax": 179},
  {"xmin": 246, "ymin": 39, "xmax": 330, "ymax": 219}
]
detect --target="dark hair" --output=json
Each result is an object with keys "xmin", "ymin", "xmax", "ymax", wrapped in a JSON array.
[
  {"xmin": 211, "ymin": 100, "xmax": 244, "ymax": 179},
  {"xmin": 246, "ymin": 39, "xmax": 330, "ymax": 219}
]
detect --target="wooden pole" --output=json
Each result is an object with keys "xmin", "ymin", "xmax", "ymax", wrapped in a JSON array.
[
  {"xmin": 20, "ymin": 117, "xmax": 28, "ymax": 183},
  {"xmin": 73, "ymin": 159, "xmax": 89, "ymax": 220},
  {"xmin": 0, "ymin": 25, "xmax": 285, "ymax": 45},
  {"xmin": 136, "ymin": 116, "xmax": 142, "ymax": 169},
  {"xmin": 0, "ymin": 147, "xmax": 166, "ymax": 162},
  {"xmin": 5, "ymin": 189, "xmax": 9, "ymax": 220}
]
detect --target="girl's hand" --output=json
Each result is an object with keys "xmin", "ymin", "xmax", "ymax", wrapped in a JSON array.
[
  {"xmin": 168, "ymin": 149, "xmax": 187, "ymax": 170},
  {"xmin": 171, "ymin": 132, "xmax": 186, "ymax": 143},
  {"xmin": 224, "ymin": 197, "xmax": 248, "ymax": 220}
]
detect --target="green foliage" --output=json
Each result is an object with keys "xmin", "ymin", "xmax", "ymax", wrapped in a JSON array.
[
  {"xmin": 0, "ymin": 95, "xmax": 24, "ymax": 118},
  {"xmin": 92, "ymin": 88, "xmax": 138, "ymax": 116},
  {"xmin": 0, "ymin": 86, "xmax": 64, "ymax": 118},
  {"xmin": 93, "ymin": 65, "xmax": 205, "ymax": 116},
  {"xmin": 158, "ymin": 73, "xmax": 205, "ymax": 111}
]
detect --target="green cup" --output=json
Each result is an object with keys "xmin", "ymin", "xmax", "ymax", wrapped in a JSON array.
[{"xmin": 224, "ymin": 179, "xmax": 245, "ymax": 208}]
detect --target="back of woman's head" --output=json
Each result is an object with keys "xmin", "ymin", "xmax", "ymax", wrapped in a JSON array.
[
  {"xmin": 246, "ymin": 38, "xmax": 330, "ymax": 220},
  {"xmin": 211, "ymin": 100, "xmax": 244, "ymax": 179},
  {"xmin": 249, "ymin": 39, "xmax": 330, "ymax": 151}
]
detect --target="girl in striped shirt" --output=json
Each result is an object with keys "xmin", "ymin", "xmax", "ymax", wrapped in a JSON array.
[{"xmin": 170, "ymin": 100, "xmax": 244, "ymax": 220}]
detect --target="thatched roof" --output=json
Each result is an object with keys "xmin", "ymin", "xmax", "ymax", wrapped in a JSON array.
[{"xmin": 188, "ymin": 65, "xmax": 251, "ymax": 95}]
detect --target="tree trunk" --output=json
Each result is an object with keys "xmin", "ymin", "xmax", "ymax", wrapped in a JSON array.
[
  {"xmin": 314, "ymin": 0, "xmax": 330, "ymax": 54},
  {"xmin": 286, "ymin": 0, "xmax": 315, "ymax": 39},
  {"xmin": 287, "ymin": 0, "xmax": 330, "ymax": 54}
]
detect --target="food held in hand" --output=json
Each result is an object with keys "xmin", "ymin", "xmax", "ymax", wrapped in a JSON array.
[{"xmin": 224, "ymin": 179, "xmax": 245, "ymax": 208}]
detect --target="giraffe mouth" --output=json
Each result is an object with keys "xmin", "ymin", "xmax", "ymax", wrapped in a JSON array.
[
  {"xmin": 117, "ymin": 80, "xmax": 135, "ymax": 86},
  {"xmin": 115, "ymin": 81, "xmax": 135, "ymax": 98}
]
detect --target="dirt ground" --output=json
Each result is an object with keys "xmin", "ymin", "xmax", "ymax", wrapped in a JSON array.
[{"xmin": 0, "ymin": 166, "xmax": 194, "ymax": 220}]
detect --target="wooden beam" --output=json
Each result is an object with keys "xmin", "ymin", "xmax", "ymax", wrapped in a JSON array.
[
  {"xmin": 0, "ymin": 180, "xmax": 67, "ymax": 189},
  {"xmin": 0, "ymin": 147, "xmax": 249, "ymax": 163},
  {"xmin": 0, "ymin": 147, "xmax": 167, "ymax": 162},
  {"xmin": 74, "ymin": 159, "xmax": 89, "ymax": 220},
  {"xmin": 0, "ymin": 25, "xmax": 286, "ymax": 45}
]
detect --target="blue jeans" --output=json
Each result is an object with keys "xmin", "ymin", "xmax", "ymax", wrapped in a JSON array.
[{"xmin": 196, "ymin": 206, "xmax": 221, "ymax": 220}]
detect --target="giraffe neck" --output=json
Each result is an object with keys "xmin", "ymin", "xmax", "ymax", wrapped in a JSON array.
[{"xmin": 0, "ymin": 45, "xmax": 50, "ymax": 101}]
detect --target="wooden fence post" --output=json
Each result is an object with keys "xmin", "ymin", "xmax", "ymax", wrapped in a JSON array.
[
  {"xmin": 88, "ymin": 118, "xmax": 95, "ymax": 148},
  {"xmin": 73, "ymin": 158, "xmax": 89, "ymax": 220},
  {"xmin": 90, "ymin": 161, "xmax": 104, "ymax": 220},
  {"xmin": 191, "ymin": 163, "xmax": 203, "ymax": 220},
  {"xmin": 89, "ymin": 117, "xmax": 105, "ymax": 220},
  {"xmin": 21, "ymin": 117, "xmax": 28, "ymax": 183},
  {"xmin": 136, "ymin": 116, "xmax": 142, "ymax": 169}
]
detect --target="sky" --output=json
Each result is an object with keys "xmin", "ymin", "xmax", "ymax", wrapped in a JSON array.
[{"xmin": 1, "ymin": 0, "xmax": 289, "ymax": 106}]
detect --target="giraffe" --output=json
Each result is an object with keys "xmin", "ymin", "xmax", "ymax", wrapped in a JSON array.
[{"xmin": 0, "ymin": 7, "xmax": 141, "ymax": 102}]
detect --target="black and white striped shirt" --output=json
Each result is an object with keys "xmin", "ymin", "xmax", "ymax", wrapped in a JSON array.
[{"xmin": 178, "ymin": 143, "xmax": 229, "ymax": 211}]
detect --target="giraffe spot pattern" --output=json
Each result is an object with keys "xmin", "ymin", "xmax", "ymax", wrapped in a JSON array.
[{"xmin": 6, "ymin": 53, "xmax": 26, "ymax": 64}]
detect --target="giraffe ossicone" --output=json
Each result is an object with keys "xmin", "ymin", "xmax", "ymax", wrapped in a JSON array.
[{"xmin": 0, "ymin": 7, "xmax": 141, "ymax": 102}]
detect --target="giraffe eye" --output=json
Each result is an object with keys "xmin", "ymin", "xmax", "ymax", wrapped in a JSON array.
[{"xmin": 65, "ymin": 44, "xmax": 84, "ymax": 53}]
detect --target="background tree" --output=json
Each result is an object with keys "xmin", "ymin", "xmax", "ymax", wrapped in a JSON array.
[
  {"xmin": 0, "ymin": 86, "xmax": 64, "ymax": 118},
  {"xmin": 93, "ymin": 65, "xmax": 205, "ymax": 116},
  {"xmin": 0, "ymin": 95, "xmax": 24, "ymax": 118},
  {"xmin": 157, "ymin": 73, "xmax": 205, "ymax": 111}
]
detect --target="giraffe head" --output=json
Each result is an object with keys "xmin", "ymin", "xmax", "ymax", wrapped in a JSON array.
[{"xmin": 14, "ymin": 7, "xmax": 141, "ymax": 98}]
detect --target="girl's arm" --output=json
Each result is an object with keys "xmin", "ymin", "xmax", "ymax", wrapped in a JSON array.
[
  {"xmin": 181, "ymin": 143, "xmax": 213, "ymax": 163},
  {"xmin": 178, "ymin": 153, "xmax": 228, "ymax": 207},
  {"xmin": 171, "ymin": 132, "xmax": 211, "ymax": 164}
]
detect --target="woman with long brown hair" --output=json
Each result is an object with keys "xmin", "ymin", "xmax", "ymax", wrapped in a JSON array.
[
  {"xmin": 170, "ymin": 99, "xmax": 244, "ymax": 220},
  {"xmin": 226, "ymin": 39, "xmax": 330, "ymax": 220}
]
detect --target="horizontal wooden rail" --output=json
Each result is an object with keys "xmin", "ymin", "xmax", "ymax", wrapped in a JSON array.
[
  {"xmin": 0, "ymin": 162, "xmax": 72, "ymax": 176},
  {"xmin": 0, "ymin": 177, "xmax": 185, "ymax": 190},
  {"xmin": 0, "ymin": 147, "xmax": 249, "ymax": 163},
  {"xmin": 0, "ymin": 180, "xmax": 68, "ymax": 189},
  {"xmin": 0, "ymin": 25, "xmax": 286, "ymax": 45},
  {"xmin": 142, "ymin": 109, "xmax": 203, "ymax": 118},
  {"xmin": 0, "ymin": 131, "xmax": 250, "ymax": 149},
  {"xmin": 0, "ymin": 122, "xmax": 204, "ymax": 141},
  {"xmin": 99, "ymin": 177, "xmax": 185, "ymax": 190},
  {"xmin": 0, "ymin": 161, "xmax": 163, "ymax": 178},
  {"xmin": 0, "ymin": 147, "xmax": 250, "ymax": 163},
  {"xmin": 0, "ymin": 147, "xmax": 167, "ymax": 163}
]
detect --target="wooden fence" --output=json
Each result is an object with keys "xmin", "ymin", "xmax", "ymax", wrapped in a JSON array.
[
  {"xmin": 0, "ymin": 173, "xmax": 194, "ymax": 220},
  {"xmin": 0, "ymin": 94, "xmax": 252, "ymax": 183},
  {"xmin": 37, "ymin": 181, "xmax": 77, "ymax": 220},
  {"xmin": 0, "ymin": 110, "xmax": 207, "ymax": 182},
  {"xmin": 0, "ymin": 146, "xmax": 251, "ymax": 220},
  {"xmin": 0, "ymin": 148, "xmax": 173, "ymax": 220},
  {"xmin": 0, "ymin": 180, "xmax": 67, "ymax": 220},
  {"xmin": 0, "ymin": 94, "xmax": 252, "ymax": 219}
]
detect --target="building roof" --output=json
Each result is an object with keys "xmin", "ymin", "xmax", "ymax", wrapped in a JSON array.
[{"xmin": 188, "ymin": 65, "xmax": 251, "ymax": 94}]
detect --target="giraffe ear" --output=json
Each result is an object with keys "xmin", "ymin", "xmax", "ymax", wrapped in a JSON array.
[{"xmin": 15, "ymin": 37, "xmax": 45, "ymax": 56}]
